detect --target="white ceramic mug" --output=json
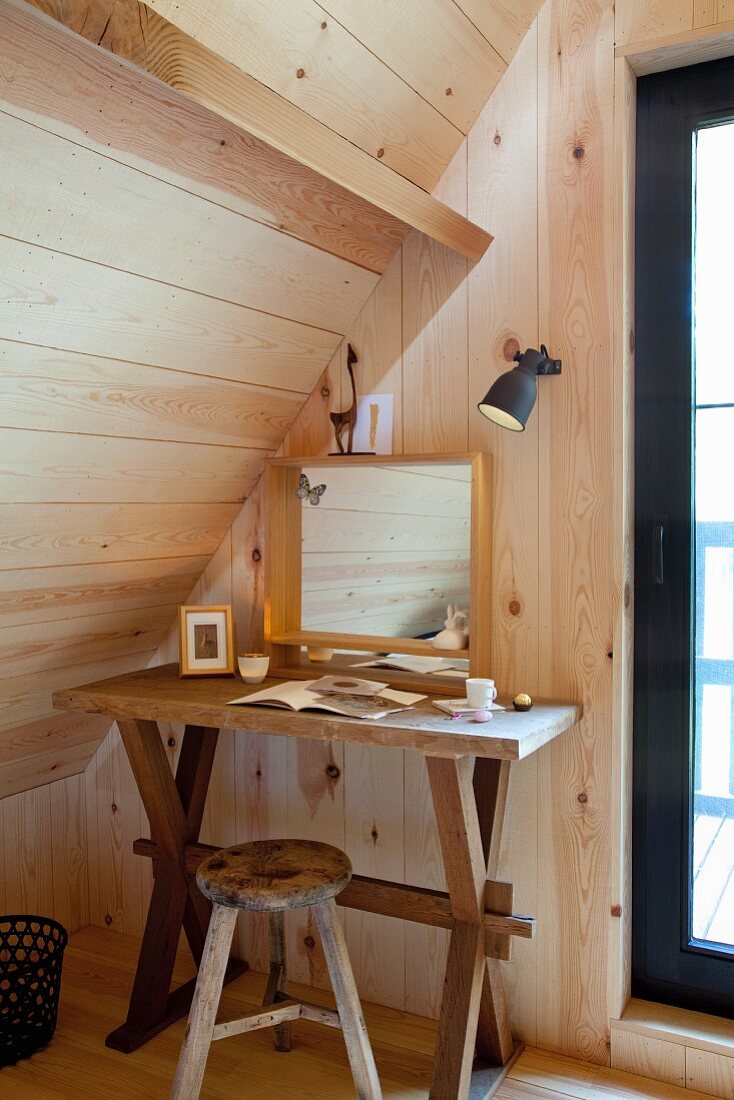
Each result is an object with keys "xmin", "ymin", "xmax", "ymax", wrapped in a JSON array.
[
  {"xmin": 466, "ymin": 678, "xmax": 497, "ymax": 709},
  {"xmin": 238, "ymin": 653, "xmax": 270, "ymax": 684}
]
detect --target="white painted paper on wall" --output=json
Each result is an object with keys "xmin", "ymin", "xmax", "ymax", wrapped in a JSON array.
[{"xmin": 352, "ymin": 394, "xmax": 393, "ymax": 454}]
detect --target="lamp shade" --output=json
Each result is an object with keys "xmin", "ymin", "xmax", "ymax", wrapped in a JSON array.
[
  {"xmin": 477, "ymin": 364, "xmax": 538, "ymax": 431},
  {"xmin": 477, "ymin": 346, "xmax": 560, "ymax": 431}
]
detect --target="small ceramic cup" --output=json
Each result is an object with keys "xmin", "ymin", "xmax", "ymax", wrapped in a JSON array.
[
  {"xmin": 466, "ymin": 678, "xmax": 497, "ymax": 709},
  {"xmin": 306, "ymin": 646, "xmax": 334, "ymax": 663},
  {"xmin": 237, "ymin": 653, "xmax": 270, "ymax": 684}
]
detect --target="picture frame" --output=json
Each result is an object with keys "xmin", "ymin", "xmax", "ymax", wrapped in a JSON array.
[{"xmin": 179, "ymin": 605, "xmax": 235, "ymax": 677}]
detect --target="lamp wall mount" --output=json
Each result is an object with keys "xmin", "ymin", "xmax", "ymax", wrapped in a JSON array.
[
  {"xmin": 513, "ymin": 344, "xmax": 562, "ymax": 375},
  {"xmin": 477, "ymin": 343, "xmax": 562, "ymax": 432}
]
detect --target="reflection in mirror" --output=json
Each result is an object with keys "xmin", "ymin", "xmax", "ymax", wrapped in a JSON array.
[{"xmin": 300, "ymin": 463, "xmax": 471, "ymax": 641}]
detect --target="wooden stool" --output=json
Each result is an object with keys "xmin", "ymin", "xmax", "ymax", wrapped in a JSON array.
[{"xmin": 170, "ymin": 839, "xmax": 382, "ymax": 1100}]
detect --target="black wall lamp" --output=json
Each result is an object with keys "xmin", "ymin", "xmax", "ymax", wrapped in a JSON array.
[{"xmin": 477, "ymin": 345, "xmax": 562, "ymax": 431}]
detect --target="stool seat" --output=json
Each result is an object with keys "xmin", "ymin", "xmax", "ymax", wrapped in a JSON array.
[{"xmin": 196, "ymin": 839, "xmax": 352, "ymax": 912}]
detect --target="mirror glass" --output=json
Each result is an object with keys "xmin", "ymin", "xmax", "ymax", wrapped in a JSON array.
[{"xmin": 300, "ymin": 462, "xmax": 471, "ymax": 640}]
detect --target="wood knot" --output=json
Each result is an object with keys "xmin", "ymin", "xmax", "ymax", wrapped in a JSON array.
[
  {"xmin": 326, "ymin": 763, "xmax": 340, "ymax": 780},
  {"xmin": 104, "ymin": 914, "xmax": 112, "ymax": 926},
  {"xmin": 376, "ymin": 147, "xmax": 385, "ymax": 158},
  {"xmin": 219, "ymin": 139, "xmax": 226, "ymax": 147},
  {"xmin": 573, "ymin": 145, "xmax": 585, "ymax": 159},
  {"xmin": 321, "ymin": 386, "xmax": 330, "ymax": 398},
  {"xmin": 256, "ymin": 768, "xmax": 262, "ymax": 778},
  {"xmin": 111, "ymin": 802, "xmax": 118, "ymax": 813},
  {"xmin": 320, "ymin": 20, "xmax": 326, "ymax": 28},
  {"xmin": 611, "ymin": 904, "xmax": 622, "ymax": 918},
  {"xmin": 251, "ymin": 548, "xmax": 262, "ymax": 562},
  {"xmin": 502, "ymin": 336, "xmax": 520, "ymax": 362},
  {"xmin": 509, "ymin": 599, "xmax": 521, "ymax": 617},
  {"xmin": 493, "ymin": 133, "xmax": 502, "ymax": 146},
  {"xmin": 304, "ymin": 935, "xmax": 316, "ymax": 950},
  {"xmin": 371, "ymin": 824, "xmax": 378, "ymax": 843},
  {"xmin": 167, "ymin": 737, "xmax": 176, "ymax": 748},
  {"xmin": 296, "ymin": 68, "xmax": 305, "ymax": 79},
  {"xmin": 445, "ymin": 87, "xmax": 452, "ymax": 96},
  {"xmin": 577, "ymin": 792, "xmax": 588, "ymax": 804}
]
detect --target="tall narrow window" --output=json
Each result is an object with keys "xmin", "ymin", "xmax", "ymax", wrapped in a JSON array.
[
  {"xmin": 634, "ymin": 57, "xmax": 734, "ymax": 1017},
  {"xmin": 691, "ymin": 122, "xmax": 734, "ymax": 953}
]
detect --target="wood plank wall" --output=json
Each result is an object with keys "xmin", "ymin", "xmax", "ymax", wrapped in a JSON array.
[
  {"xmin": 6, "ymin": 0, "xmax": 734, "ymax": 1063},
  {"xmin": 0, "ymin": 0, "xmax": 409, "ymax": 806},
  {"xmin": 616, "ymin": 0, "xmax": 734, "ymax": 45},
  {"xmin": 82, "ymin": 0, "xmax": 620, "ymax": 1051},
  {"xmin": 0, "ymin": 0, "xmax": 406, "ymax": 934}
]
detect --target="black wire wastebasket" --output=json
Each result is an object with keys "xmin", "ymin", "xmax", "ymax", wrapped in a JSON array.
[{"xmin": 0, "ymin": 915, "xmax": 68, "ymax": 1066}]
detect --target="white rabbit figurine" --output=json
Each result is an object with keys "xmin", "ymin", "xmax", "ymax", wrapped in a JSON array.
[{"xmin": 432, "ymin": 605, "xmax": 469, "ymax": 650}]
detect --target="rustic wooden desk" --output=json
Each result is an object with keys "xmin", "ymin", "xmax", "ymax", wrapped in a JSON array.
[{"xmin": 54, "ymin": 663, "xmax": 580, "ymax": 1100}]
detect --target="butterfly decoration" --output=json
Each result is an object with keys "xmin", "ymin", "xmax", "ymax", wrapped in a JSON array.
[{"xmin": 296, "ymin": 473, "xmax": 327, "ymax": 506}]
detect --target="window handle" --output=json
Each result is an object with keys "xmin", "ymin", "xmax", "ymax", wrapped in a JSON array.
[{"xmin": 653, "ymin": 523, "xmax": 665, "ymax": 585}]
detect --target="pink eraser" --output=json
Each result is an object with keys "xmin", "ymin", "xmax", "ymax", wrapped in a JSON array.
[{"xmin": 472, "ymin": 709, "xmax": 492, "ymax": 723}]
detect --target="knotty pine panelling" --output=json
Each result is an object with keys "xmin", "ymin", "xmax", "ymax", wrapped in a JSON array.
[
  {"xmin": 0, "ymin": 110, "xmax": 378, "ymax": 334},
  {"xmin": 12, "ymin": 0, "xmax": 734, "ymax": 1061},
  {"xmin": 616, "ymin": 0, "xmax": 734, "ymax": 45},
  {"xmin": 318, "ymin": 0, "xmax": 508, "ymax": 133},
  {"xmin": 0, "ymin": 0, "xmax": 397, "ymax": 815},
  {"xmin": 0, "ymin": 773, "xmax": 89, "ymax": 934},
  {"xmin": 20, "ymin": 0, "xmax": 727, "ymax": 1059},
  {"xmin": 535, "ymin": 0, "xmax": 615, "ymax": 1063},
  {"xmin": 10, "ymin": 0, "xmax": 408, "ymax": 273},
  {"xmin": 467, "ymin": 20, "xmax": 541, "ymax": 1038},
  {"xmin": 144, "ymin": 0, "xmax": 463, "ymax": 194},
  {"xmin": 83, "ymin": 0, "xmax": 629, "ymax": 1060}
]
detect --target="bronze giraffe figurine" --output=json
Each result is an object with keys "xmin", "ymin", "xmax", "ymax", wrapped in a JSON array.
[{"xmin": 329, "ymin": 343, "xmax": 358, "ymax": 454}]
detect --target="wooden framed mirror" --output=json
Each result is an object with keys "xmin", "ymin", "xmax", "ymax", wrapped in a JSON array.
[{"xmin": 264, "ymin": 453, "xmax": 492, "ymax": 694}]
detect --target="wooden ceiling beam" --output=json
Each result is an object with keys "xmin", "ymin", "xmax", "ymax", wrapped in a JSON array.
[
  {"xmin": 145, "ymin": 0, "xmax": 465, "ymax": 191},
  {"xmin": 155, "ymin": 26, "xmax": 494, "ymax": 263},
  {"xmin": 9, "ymin": 0, "xmax": 406, "ymax": 273},
  {"xmin": 21, "ymin": 0, "xmax": 492, "ymax": 262}
]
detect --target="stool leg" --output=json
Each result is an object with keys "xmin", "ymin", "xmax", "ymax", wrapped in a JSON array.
[
  {"xmin": 265, "ymin": 910, "xmax": 291, "ymax": 1052},
  {"xmin": 170, "ymin": 904, "xmax": 238, "ymax": 1100},
  {"xmin": 313, "ymin": 899, "xmax": 382, "ymax": 1100}
]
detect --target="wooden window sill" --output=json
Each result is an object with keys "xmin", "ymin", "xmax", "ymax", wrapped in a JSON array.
[
  {"xmin": 615, "ymin": 999, "xmax": 734, "ymax": 1058},
  {"xmin": 611, "ymin": 999, "xmax": 734, "ymax": 1097}
]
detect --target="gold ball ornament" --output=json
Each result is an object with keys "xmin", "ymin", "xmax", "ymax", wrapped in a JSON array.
[{"xmin": 513, "ymin": 693, "xmax": 532, "ymax": 712}]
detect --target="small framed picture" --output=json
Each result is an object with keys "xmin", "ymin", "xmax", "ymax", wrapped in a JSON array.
[{"xmin": 179, "ymin": 605, "xmax": 235, "ymax": 677}]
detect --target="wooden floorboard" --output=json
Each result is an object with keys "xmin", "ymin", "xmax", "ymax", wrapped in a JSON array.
[{"xmin": 2, "ymin": 927, "xmax": 720, "ymax": 1098}]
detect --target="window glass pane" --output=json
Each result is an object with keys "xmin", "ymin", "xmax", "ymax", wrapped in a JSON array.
[
  {"xmin": 691, "ymin": 122, "xmax": 734, "ymax": 951},
  {"xmin": 694, "ymin": 124, "xmax": 734, "ymax": 406}
]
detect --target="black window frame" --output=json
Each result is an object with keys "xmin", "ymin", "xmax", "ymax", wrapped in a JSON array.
[{"xmin": 633, "ymin": 54, "xmax": 734, "ymax": 1018}]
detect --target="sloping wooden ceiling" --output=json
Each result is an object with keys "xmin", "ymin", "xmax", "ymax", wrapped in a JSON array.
[{"xmin": 0, "ymin": 0, "xmax": 543, "ymax": 797}]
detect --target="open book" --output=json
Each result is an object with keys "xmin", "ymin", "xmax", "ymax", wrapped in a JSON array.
[
  {"xmin": 355, "ymin": 654, "xmax": 469, "ymax": 677},
  {"xmin": 228, "ymin": 680, "xmax": 425, "ymax": 720}
]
